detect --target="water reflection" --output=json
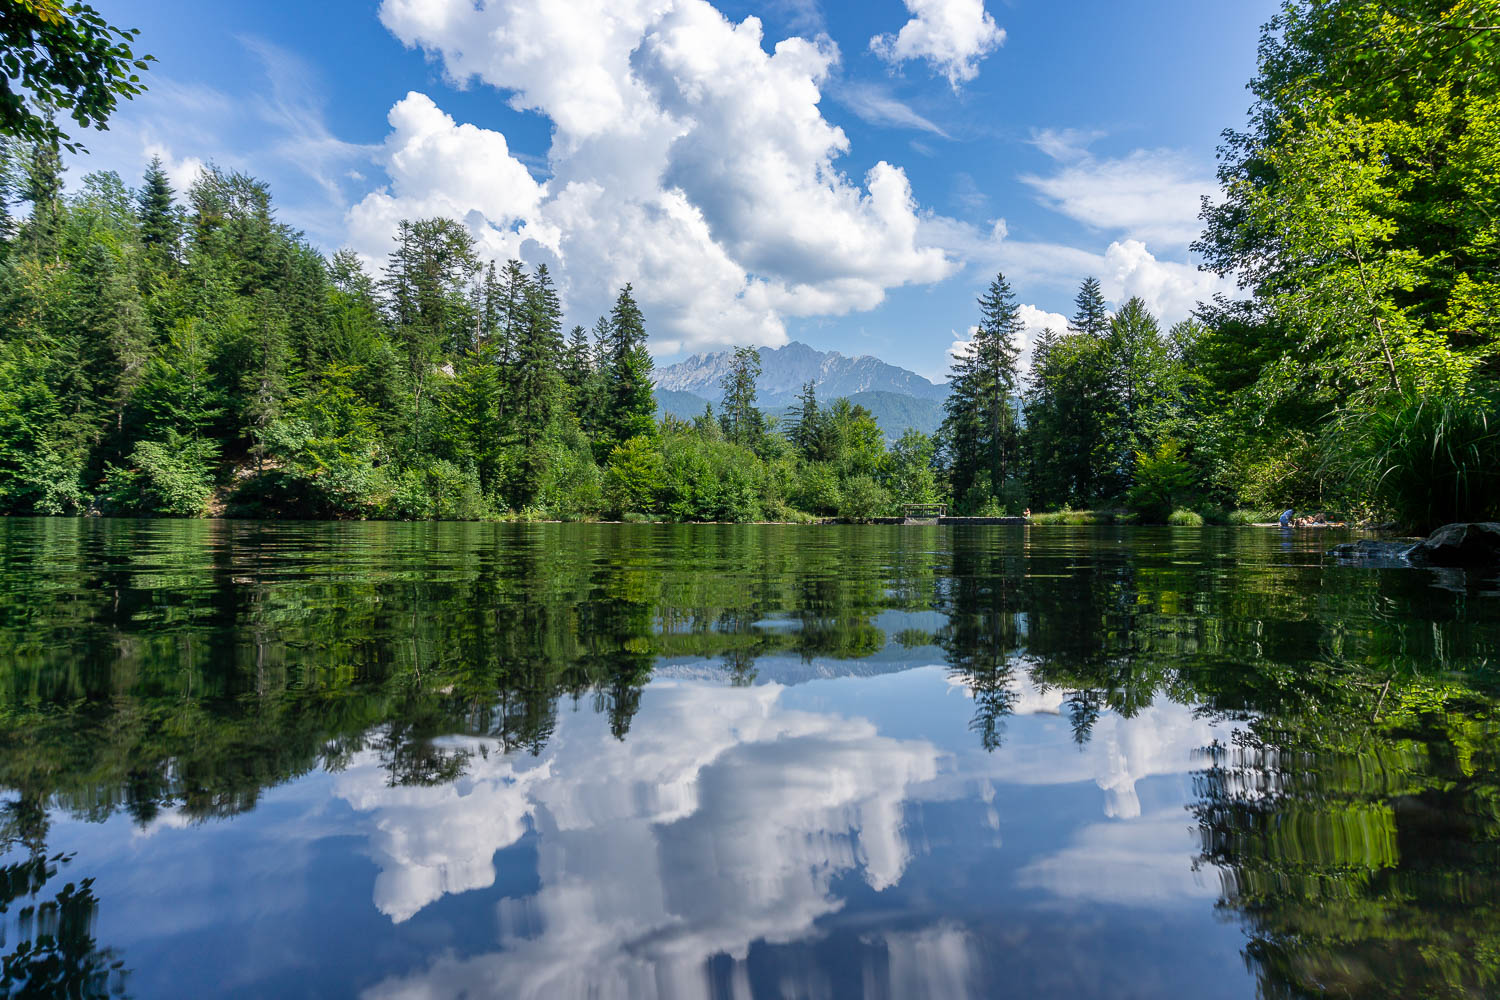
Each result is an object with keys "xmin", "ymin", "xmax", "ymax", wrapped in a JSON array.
[{"xmin": 0, "ymin": 519, "xmax": 1495, "ymax": 998}]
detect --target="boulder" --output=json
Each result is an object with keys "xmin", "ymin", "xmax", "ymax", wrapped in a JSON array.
[{"xmin": 1404, "ymin": 522, "xmax": 1500, "ymax": 567}]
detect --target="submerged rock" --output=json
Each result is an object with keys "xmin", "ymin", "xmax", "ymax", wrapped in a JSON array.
[
  {"xmin": 1405, "ymin": 522, "xmax": 1500, "ymax": 567},
  {"xmin": 1328, "ymin": 539, "xmax": 1415, "ymax": 565}
]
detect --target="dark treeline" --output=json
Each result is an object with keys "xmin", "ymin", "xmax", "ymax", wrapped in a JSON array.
[
  {"xmin": 0, "ymin": 145, "xmax": 947, "ymax": 523},
  {"xmin": 0, "ymin": 142, "xmax": 951, "ymax": 524},
  {"xmin": 943, "ymin": 0, "xmax": 1500, "ymax": 529}
]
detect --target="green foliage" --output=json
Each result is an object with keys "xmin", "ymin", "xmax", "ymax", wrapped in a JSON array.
[
  {"xmin": 0, "ymin": 2, "xmax": 152, "ymax": 153},
  {"xmin": 603, "ymin": 436, "xmax": 662, "ymax": 516},
  {"xmin": 597, "ymin": 285, "xmax": 656, "ymax": 455},
  {"xmin": 102, "ymin": 432, "xmax": 218, "ymax": 517},
  {"xmin": 941, "ymin": 272, "xmax": 1023, "ymax": 512},
  {"xmin": 718, "ymin": 346, "xmax": 765, "ymax": 449},
  {"xmin": 1166, "ymin": 508, "xmax": 1203, "ymax": 527},
  {"xmin": 1324, "ymin": 388, "xmax": 1500, "ymax": 530},
  {"xmin": 1028, "ymin": 509, "xmax": 1122, "ymax": 525},
  {"xmin": 1191, "ymin": 0, "xmax": 1500, "ymax": 525},
  {"xmin": 1024, "ymin": 308, "xmax": 1115, "ymax": 507},
  {"xmin": 384, "ymin": 459, "xmax": 485, "ymax": 521},
  {"xmin": 532, "ymin": 433, "xmax": 603, "ymax": 520},
  {"xmin": 0, "ymin": 341, "xmax": 84, "ymax": 514},
  {"xmin": 1127, "ymin": 438, "xmax": 1196, "ymax": 523},
  {"xmin": 882, "ymin": 428, "xmax": 939, "ymax": 504},
  {"xmin": 790, "ymin": 461, "xmax": 842, "ymax": 517},
  {"xmin": 657, "ymin": 431, "xmax": 763, "ymax": 522},
  {"xmin": 837, "ymin": 474, "xmax": 889, "ymax": 522}
]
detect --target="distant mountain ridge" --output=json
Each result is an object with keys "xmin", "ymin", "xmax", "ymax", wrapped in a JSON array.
[
  {"xmin": 655, "ymin": 341, "xmax": 948, "ymax": 408},
  {"xmin": 653, "ymin": 342, "xmax": 948, "ymax": 440}
]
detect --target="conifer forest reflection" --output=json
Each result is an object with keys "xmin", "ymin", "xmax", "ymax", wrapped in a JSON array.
[{"xmin": 0, "ymin": 519, "xmax": 1497, "ymax": 998}]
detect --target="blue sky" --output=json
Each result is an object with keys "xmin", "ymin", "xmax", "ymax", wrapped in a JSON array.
[{"xmin": 83, "ymin": 0, "xmax": 1278, "ymax": 381}]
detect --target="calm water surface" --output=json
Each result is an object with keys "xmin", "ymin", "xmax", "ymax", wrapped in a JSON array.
[{"xmin": 1, "ymin": 519, "xmax": 1497, "ymax": 999}]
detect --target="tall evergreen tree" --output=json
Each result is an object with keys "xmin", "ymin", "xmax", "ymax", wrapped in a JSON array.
[
  {"xmin": 1107, "ymin": 296, "xmax": 1170, "ymax": 486},
  {"xmin": 1071, "ymin": 276, "xmax": 1108, "ymax": 338},
  {"xmin": 563, "ymin": 324, "xmax": 591, "ymax": 389},
  {"xmin": 718, "ymin": 346, "xmax": 764, "ymax": 448},
  {"xmin": 494, "ymin": 259, "xmax": 528, "ymax": 364},
  {"xmin": 941, "ymin": 273, "xmax": 1023, "ymax": 512},
  {"xmin": 786, "ymin": 379, "xmax": 822, "ymax": 459},
  {"xmin": 136, "ymin": 154, "xmax": 179, "ymax": 274},
  {"xmin": 74, "ymin": 241, "xmax": 149, "ymax": 440},
  {"xmin": 599, "ymin": 283, "xmax": 655, "ymax": 454},
  {"xmin": 510, "ymin": 263, "xmax": 564, "ymax": 441},
  {"xmin": 20, "ymin": 137, "xmax": 63, "ymax": 255},
  {"xmin": 379, "ymin": 217, "xmax": 480, "ymax": 425}
]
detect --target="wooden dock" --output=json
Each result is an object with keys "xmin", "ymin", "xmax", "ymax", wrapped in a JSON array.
[{"xmin": 895, "ymin": 503, "xmax": 1029, "ymax": 526}]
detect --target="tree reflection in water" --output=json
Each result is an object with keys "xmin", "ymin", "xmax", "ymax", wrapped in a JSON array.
[{"xmin": 0, "ymin": 519, "xmax": 1494, "ymax": 997}]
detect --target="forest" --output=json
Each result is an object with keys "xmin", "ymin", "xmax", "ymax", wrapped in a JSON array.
[{"xmin": 0, "ymin": 0, "xmax": 1495, "ymax": 530}]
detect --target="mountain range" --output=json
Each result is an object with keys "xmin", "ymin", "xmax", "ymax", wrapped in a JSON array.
[{"xmin": 654, "ymin": 342, "xmax": 949, "ymax": 439}]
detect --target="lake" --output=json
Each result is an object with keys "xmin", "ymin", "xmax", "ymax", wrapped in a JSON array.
[{"xmin": 0, "ymin": 519, "xmax": 1496, "ymax": 999}]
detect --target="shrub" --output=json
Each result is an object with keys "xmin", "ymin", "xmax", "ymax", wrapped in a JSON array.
[
  {"xmin": 102, "ymin": 434, "xmax": 218, "ymax": 517},
  {"xmin": 837, "ymin": 475, "xmax": 890, "ymax": 522},
  {"xmin": 1029, "ymin": 509, "xmax": 1121, "ymax": 525},
  {"xmin": 603, "ymin": 436, "xmax": 663, "ymax": 516},
  {"xmin": 383, "ymin": 460, "xmax": 486, "ymax": 520},
  {"xmin": 791, "ymin": 462, "xmax": 842, "ymax": 517},
  {"xmin": 1323, "ymin": 388, "xmax": 1500, "ymax": 531},
  {"xmin": 654, "ymin": 433, "xmax": 765, "ymax": 522},
  {"xmin": 535, "ymin": 439, "xmax": 603, "ymax": 520},
  {"xmin": 984, "ymin": 498, "xmax": 1008, "ymax": 517},
  {"xmin": 1128, "ymin": 438, "xmax": 1196, "ymax": 523},
  {"xmin": 1167, "ymin": 509, "xmax": 1204, "ymax": 526}
]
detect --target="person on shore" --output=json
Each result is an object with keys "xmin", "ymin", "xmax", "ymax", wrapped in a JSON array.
[
  {"xmin": 1023, "ymin": 507, "xmax": 1031, "ymax": 520},
  {"xmin": 1279, "ymin": 508, "xmax": 1295, "ymax": 527}
]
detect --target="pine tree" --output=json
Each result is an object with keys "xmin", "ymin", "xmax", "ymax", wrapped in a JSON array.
[
  {"xmin": 563, "ymin": 324, "xmax": 594, "ymax": 422},
  {"xmin": 495, "ymin": 259, "xmax": 528, "ymax": 365},
  {"xmin": 941, "ymin": 273, "xmax": 1024, "ymax": 512},
  {"xmin": 787, "ymin": 379, "xmax": 822, "ymax": 459},
  {"xmin": 511, "ymin": 263, "xmax": 564, "ymax": 440},
  {"xmin": 20, "ymin": 137, "xmax": 63, "ymax": 256},
  {"xmin": 477, "ymin": 261, "xmax": 501, "ymax": 348},
  {"xmin": 136, "ymin": 155, "xmax": 180, "ymax": 274},
  {"xmin": 1107, "ymin": 296, "xmax": 1169, "ymax": 486},
  {"xmin": 718, "ymin": 347, "xmax": 764, "ymax": 448},
  {"xmin": 599, "ymin": 284, "xmax": 656, "ymax": 454},
  {"xmin": 379, "ymin": 217, "xmax": 480, "ymax": 425},
  {"xmin": 1071, "ymin": 276, "xmax": 1109, "ymax": 338},
  {"xmin": 74, "ymin": 241, "xmax": 150, "ymax": 440}
]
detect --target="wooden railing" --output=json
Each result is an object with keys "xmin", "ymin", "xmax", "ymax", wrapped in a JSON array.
[{"xmin": 902, "ymin": 503, "xmax": 948, "ymax": 519}]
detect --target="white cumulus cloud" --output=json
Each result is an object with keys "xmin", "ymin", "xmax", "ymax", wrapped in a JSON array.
[
  {"xmin": 359, "ymin": 0, "xmax": 956, "ymax": 354},
  {"xmin": 919, "ymin": 214, "xmax": 1233, "ymax": 331},
  {"xmin": 1021, "ymin": 144, "xmax": 1214, "ymax": 248},
  {"xmin": 870, "ymin": 0, "xmax": 1005, "ymax": 90},
  {"xmin": 345, "ymin": 680, "xmax": 941, "ymax": 996}
]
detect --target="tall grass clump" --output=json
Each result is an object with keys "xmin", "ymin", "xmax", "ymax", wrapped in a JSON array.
[
  {"xmin": 1325, "ymin": 389, "xmax": 1500, "ymax": 532},
  {"xmin": 1168, "ymin": 509, "xmax": 1204, "ymax": 526}
]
